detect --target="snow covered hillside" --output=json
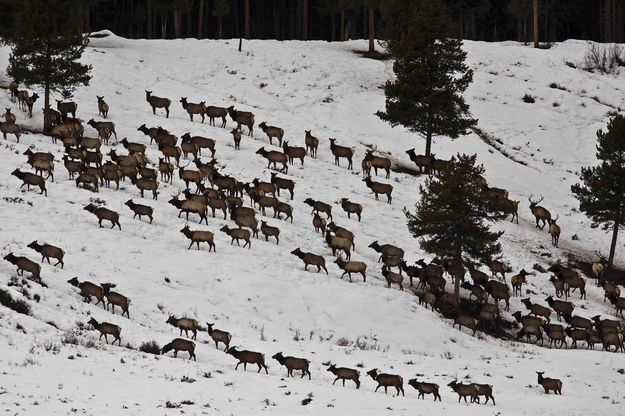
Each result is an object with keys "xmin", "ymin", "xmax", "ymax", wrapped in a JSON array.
[{"xmin": 0, "ymin": 33, "xmax": 624, "ymax": 415}]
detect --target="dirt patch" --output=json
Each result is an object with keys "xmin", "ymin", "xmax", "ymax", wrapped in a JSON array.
[{"xmin": 353, "ymin": 49, "xmax": 391, "ymax": 61}]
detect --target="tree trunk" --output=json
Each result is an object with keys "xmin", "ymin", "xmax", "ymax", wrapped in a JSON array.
[
  {"xmin": 147, "ymin": 0, "xmax": 152, "ymax": 38},
  {"xmin": 218, "ymin": 16, "xmax": 223, "ymax": 39},
  {"xmin": 331, "ymin": 13, "xmax": 335, "ymax": 41},
  {"xmin": 197, "ymin": 0, "xmax": 205, "ymax": 38},
  {"xmin": 533, "ymin": 0, "xmax": 539, "ymax": 47},
  {"xmin": 174, "ymin": 9, "xmax": 181, "ymax": 38},
  {"xmin": 608, "ymin": 220, "xmax": 620, "ymax": 272},
  {"xmin": 425, "ymin": 130, "xmax": 432, "ymax": 158},
  {"xmin": 245, "ymin": 0, "xmax": 251, "ymax": 39},
  {"xmin": 82, "ymin": 2, "xmax": 90, "ymax": 34},
  {"xmin": 340, "ymin": 8, "xmax": 345, "ymax": 41},
  {"xmin": 368, "ymin": 6, "xmax": 374, "ymax": 53},
  {"xmin": 161, "ymin": 10, "xmax": 168, "ymax": 38},
  {"xmin": 302, "ymin": 0, "xmax": 309, "ymax": 40}
]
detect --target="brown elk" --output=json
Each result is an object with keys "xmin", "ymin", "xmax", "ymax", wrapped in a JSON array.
[
  {"xmin": 334, "ymin": 257, "xmax": 366, "ymax": 282},
  {"xmin": 168, "ymin": 194, "xmax": 208, "ymax": 224},
  {"xmin": 364, "ymin": 149, "xmax": 391, "ymax": 179},
  {"xmin": 231, "ymin": 128, "xmax": 242, "ymax": 150},
  {"xmin": 408, "ymin": 379, "xmax": 441, "ymax": 401},
  {"xmin": 291, "ymin": 248, "xmax": 328, "ymax": 273},
  {"xmin": 180, "ymin": 132, "xmax": 216, "ymax": 158},
  {"xmin": 145, "ymin": 90, "xmax": 170, "ymax": 117},
  {"xmin": 27, "ymin": 241, "xmax": 64, "ymax": 268},
  {"xmin": 305, "ymin": 130, "xmax": 319, "ymax": 158},
  {"xmin": 405, "ymin": 148, "xmax": 434, "ymax": 173},
  {"xmin": 1, "ymin": 122, "xmax": 21, "ymax": 143},
  {"xmin": 162, "ymin": 338, "xmax": 196, "ymax": 360},
  {"xmin": 272, "ymin": 352, "xmax": 311, "ymax": 379},
  {"xmin": 220, "ymin": 226, "xmax": 251, "ymax": 249},
  {"xmin": 206, "ymin": 323, "xmax": 232, "ymax": 350},
  {"xmin": 180, "ymin": 224, "xmax": 215, "ymax": 251},
  {"xmin": 8, "ymin": 80, "xmax": 18, "ymax": 102},
  {"xmin": 96, "ymin": 96, "xmax": 109, "ymax": 118},
  {"xmin": 227, "ymin": 106, "xmax": 254, "ymax": 136},
  {"xmin": 327, "ymin": 364, "xmax": 360, "ymax": 388},
  {"xmin": 283, "ymin": 141, "xmax": 306, "ymax": 165},
  {"xmin": 256, "ymin": 147, "xmax": 288, "ymax": 173},
  {"xmin": 158, "ymin": 157, "xmax": 174, "ymax": 184},
  {"xmin": 3, "ymin": 253, "xmax": 41, "ymax": 282},
  {"xmin": 447, "ymin": 380, "xmax": 478, "ymax": 403},
  {"xmin": 166, "ymin": 315, "xmax": 199, "ymax": 340},
  {"xmin": 4, "ymin": 108, "xmax": 16, "ymax": 124},
  {"xmin": 88, "ymin": 318, "xmax": 121, "ymax": 345},
  {"xmin": 83, "ymin": 204, "xmax": 120, "ymax": 229},
  {"xmin": 362, "ymin": 176, "xmax": 393, "ymax": 203},
  {"xmin": 67, "ymin": 277, "xmax": 105, "ymax": 307},
  {"xmin": 56, "ymin": 99, "xmax": 77, "ymax": 120},
  {"xmin": 340, "ymin": 198, "xmax": 362, "ymax": 221},
  {"xmin": 180, "ymin": 97, "xmax": 205, "ymax": 122},
  {"xmin": 226, "ymin": 347, "xmax": 268, "ymax": 373},
  {"xmin": 548, "ymin": 215, "xmax": 561, "ymax": 247},
  {"xmin": 11, "ymin": 168, "xmax": 46, "ymax": 195},
  {"xmin": 260, "ymin": 221, "xmax": 280, "ymax": 244},
  {"xmin": 304, "ymin": 198, "xmax": 332, "ymax": 221},
  {"xmin": 258, "ymin": 122, "xmax": 284, "ymax": 146},
  {"xmin": 120, "ymin": 138, "xmax": 145, "ymax": 155},
  {"xmin": 270, "ymin": 172, "xmax": 294, "ymax": 200},
  {"xmin": 592, "ymin": 252, "xmax": 608, "ymax": 285},
  {"xmin": 205, "ymin": 105, "xmax": 228, "ymax": 127},
  {"xmin": 125, "ymin": 199, "xmax": 153, "ymax": 223},
  {"xmin": 367, "ymin": 369, "xmax": 404, "ymax": 397},
  {"xmin": 329, "ymin": 138, "xmax": 354, "ymax": 169},
  {"xmin": 25, "ymin": 93, "xmax": 39, "ymax": 117},
  {"xmin": 130, "ymin": 176, "xmax": 159, "ymax": 199},
  {"xmin": 528, "ymin": 194, "xmax": 552, "ymax": 230}
]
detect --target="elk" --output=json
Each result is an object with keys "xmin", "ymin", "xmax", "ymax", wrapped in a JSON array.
[
  {"xmin": 544, "ymin": 323, "xmax": 567, "ymax": 348},
  {"xmin": 11, "ymin": 168, "xmax": 46, "ymax": 195},
  {"xmin": 528, "ymin": 194, "xmax": 552, "ymax": 230},
  {"xmin": 178, "ymin": 165, "xmax": 202, "ymax": 192},
  {"xmin": 226, "ymin": 347, "xmax": 268, "ymax": 373},
  {"xmin": 258, "ymin": 122, "xmax": 284, "ymax": 146},
  {"xmin": 180, "ymin": 224, "xmax": 215, "ymax": 251},
  {"xmin": 31, "ymin": 157, "xmax": 54, "ymax": 182},
  {"xmin": 511, "ymin": 269, "xmax": 531, "ymax": 296},
  {"xmin": 125, "ymin": 199, "xmax": 153, "ymax": 223},
  {"xmin": 408, "ymin": 379, "xmax": 441, "ymax": 401},
  {"xmin": 367, "ymin": 369, "xmax": 404, "ymax": 397},
  {"xmin": 362, "ymin": 177, "xmax": 393, "ymax": 203},
  {"xmin": 231, "ymin": 128, "xmax": 242, "ymax": 150},
  {"xmin": 180, "ymin": 132, "xmax": 216, "ymax": 158},
  {"xmin": 326, "ymin": 231, "xmax": 352, "ymax": 259},
  {"xmin": 87, "ymin": 119, "xmax": 117, "ymax": 141},
  {"xmin": 83, "ymin": 204, "xmax": 121, "ymax": 229},
  {"xmin": 270, "ymin": 173, "xmax": 294, "ymax": 200},
  {"xmin": 43, "ymin": 107, "xmax": 62, "ymax": 126},
  {"xmin": 329, "ymin": 138, "xmax": 354, "ymax": 169},
  {"xmin": 405, "ymin": 148, "xmax": 434, "ymax": 173},
  {"xmin": 454, "ymin": 314, "xmax": 478, "ymax": 335},
  {"xmin": 497, "ymin": 198, "xmax": 519, "ymax": 223},
  {"xmin": 17, "ymin": 90, "xmax": 29, "ymax": 111},
  {"xmin": 340, "ymin": 198, "xmax": 362, "ymax": 221},
  {"xmin": 312, "ymin": 213, "xmax": 326, "ymax": 233},
  {"xmin": 327, "ymin": 364, "xmax": 360, "ymax": 388},
  {"xmin": 334, "ymin": 257, "xmax": 366, "ymax": 282},
  {"xmin": 220, "ymin": 226, "xmax": 251, "ymax": 249},
  {"xmin": 56, "ymin": 99, "xmax": 77, "ymax": 120},
  {"xmin": 227, "ymin": 106, "xmax": 254, "ymax": 135},
  {"xmin": 169, "ymin": 195, "xmax": 208, "ymax": 224},
  {"xmin": 205, "ymin": 105, "xmax": 228, "ymax": 127},
  {"xmin": 592, "ymin": 252, "xmax": 608, "ymax": 285},
  {"xmin": 166, "ymin": 315, "xmax": 199, "ymax": 340},
  {"xmin": 137, "ymin": 124, "xmax": 165, "ymax": 144},
  {"xmin": 600, "ymin": 280, "xmax": 621, "ymax": 302},
  {"xmin": 27, "ymin": 241, "xmax": 64, "ymax": 268},
  {"xmin": 382, "ymin": 265, "xmax": 404, "ymax": 290},
  {"xmin": 1, "ymin": 122, "xmax": 21, "ymax": 143},
  {"xmin": 536, "ymin": 372, "xmax": 562, "ymax": 395},
  {"xmin": 102, "ymin": 284, "xmax": 129, "ymax": 316},
  {"xmin": 75, "ymin": 171, "xmax": 99, "ymax": 192},
  {"xmin": 361, "ymin": 159, "xmax": 371, "ymax": 177},
  {"xmin": 369, "ymin": 241, "xmax": 404, "ymax": 261},
  {"xmin": 120, "ymin": 138, "xmax": 145, "ymax": 155},
  {"xmin": 158, "ymin": 144, "xmax": 181, "ymax": 167},
  {"xmin": 521, "ymin": 298, "xmax": 552, "ymax": 322},
  {"xmin": 256, "ymin": 147, "xmax": 288, "ymax": 173},
  {"xmin": 4, "ymin": 108, "xmax": 16, "ymax": 124},
  {"xmin": 304, "ymin": 130, "xmax": 319, "ymax": 158},
  {"xmin": 489, "ymin": 260, "xmax": 508, "ymax": 282},
  {"xmin": 206, "ymin": 323, "xmax": 232, "ymax": 350},
  {"xmin": 483, "ymin": 186, "xmax": 508, "ymax": 201},
  {"xmin": 304, "ymin": 198, "xmax": 332, "ymax": 221},
  {"xmin": 145, "ymin": 90, "xmax": 170, "ymax": 117},
  {"xmin": 96, "ymin": 96, "xmax": 109, "ymax": 118},
  {"xmin": 67, "ymin": 277, "xmax": 105, "ymax": 307},
  {"xmin": 260, "ymin": 221, "xmax": 280, "ymax": 244},
  {"xmin": 25, "ymin": 92, "xmax": 39, "ymax": 117},
  {"xmin": 283, "ymin": 140, "xmax": 306, "ymax": 165},
  {"xmin": 607, "ymin": 294, "xmax": 625, "ymax": 318},
  {"xmin": 327, "ymin": 222, "xmax": 354, "ymax": 248},
  {"xmin": 158, "ymin": 157, "xmax": 174, "ymax": 184},
  {"xmin": 364, "ymin": 149, "xmax": 391, "ymax": 179},
  {"xmin": 179, "ymin": 97, "xmax": 206, "ymax": 122},
  {"xmin": 272, "ymin": 352, "xmax": 311, "ymax": 379},
  {"xmin": 548, "ymin": 215, "xmax": 561, "ymax": 247},
  {"xmin": 545, "ymin": 295, "xmax": 575, "ymax": 321},
  {"xmin": 130, "ymin": 176, "xmax": 159, "ymax": 199},
  {"xmin": 3, "ymin": 253, "xmax": 41, "ymax": 282},
  {"xmin": 252, "ymin": 178, "xmax": 277, "ymax": 196},
  {"xmin": 484, "ymin": 280, "xmax": 511, "ymax": 311},
  {"xmin": 291, "ymin": 248, "xmax": 328, "ymax": 273},
  {"xmin": 88, "ymin": 318, "xmax": 121, "ymax": 345},
  {"xmin": 548, "ymin": 265, "xmax": 586, "ymax": 300},
  {"xmin": 447, "ymin": 381, "xmax": 478, "ymax": 403},
  {"xmin": 162, "ymin": 338, "xmax": 196, "ymax": 360},
  {"xmin": 8, "ymin": 80, "xmax": 18, "ymax": 102}
]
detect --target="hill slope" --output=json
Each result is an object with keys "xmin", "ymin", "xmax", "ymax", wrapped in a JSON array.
[{"xmin": 0, "ymin": 34, "xmax": 624, "ymax": 415}]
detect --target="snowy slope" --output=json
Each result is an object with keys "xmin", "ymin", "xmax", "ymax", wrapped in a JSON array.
[{"xmin": 0, "ymin": 33, "xmax": 624, "ymax": 415}]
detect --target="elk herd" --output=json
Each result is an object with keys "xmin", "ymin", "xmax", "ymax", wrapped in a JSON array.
[{"xmin": 2, "ymin": 78, "xmax": 624, "ymax": 406}]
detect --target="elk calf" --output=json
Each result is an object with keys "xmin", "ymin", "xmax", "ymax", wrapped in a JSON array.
[
  {"xmin": 11, "ymin": 168, "xmax": 46, "ymax": 195},
  {"xmin": 3, "ymin": 253, "xmax": 41, "ymax": 282},
  {"xmin": 96, "ymin": 96, "xmax": 109, "ymax": 118},
  {"xmin": 88, "ymin": 318, "xmax": 121, "ymax": 345},
  {"xmin": 258, "ymin": 122, "xmax": 284, "ymax": 146},
  {"xmin": 291, "ymin": 248, "xmax": 327, "ymax": 273},
  {"xmin": 83, "ymin": 204, "xmax": 121, "ymax": 229},
  {"xmin": 536, "ymin": 371, "xmax": 562, "ymax": 395}
]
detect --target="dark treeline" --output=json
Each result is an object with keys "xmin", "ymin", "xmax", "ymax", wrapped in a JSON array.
[{"xmin": 0, "ymin": 1, "xmax": 623, "ymax": 43}]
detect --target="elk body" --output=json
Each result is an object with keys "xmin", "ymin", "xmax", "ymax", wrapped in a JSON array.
[
  {"xmin": 25, "ymin": 93, "xmax": 39, "ymax": 117},
  {"xmin": 181, "ymin": 132, "xmax": 216, "ymax": 158},
  {"xmin": 169, "ymin": 195, "xmax": 208, "ymax": 224},
  {"xmin": 11, "ymin": 169, "xmax": 46, "ymax": 195},
  {"xmin": 83, "ymin": 204, "xmax": 121, "ymax": 229},
  {"xmin": 363, "ymin": 177, "xmax": 393, "ymax": 203},
  {"xmin": 88, "ymin": 318, "xmax": 121, "ymax": 345},
  {"xmin": 325, "ymin": 231, "xmax": 352, "ymax": 259},
  {"xmin": 162, "ymin": 338, "xmax": 196, "ymax": 360},
  {"xmin": 125, "ymin": 199, "xmax": 153, "ymax": 223},
  {"xmin": 405, "ymin": 149, "xmax": 434, "ymax": 173},
  {"xmin": 227, "ymin": 106, "xmax": 254, "ymax": 135},
  {"xmin": 226, "ymin": 347, "xmax": 268, "ymax": 373},
  {"xmin": 205, "ymin": 105, "xmax": 228, "ymax": 127},
  {"xmin": 206, "ymin": 323, "xmax": 232, "ymax": 350},
  {"xmin": 96, "ymin": 96, "xmax": 109, "ymax": 118},
  {"xmin": 366, "ymin": 369, "xmax": 404, "ymax": 397},
  {"xmin": 329, "ymin": 139, "xmax": 354, "ymax": 169},
  {"xmin": 220, "ymin": 226, "xmax": 251, "ymax": 249},
  {"xmin": 3, "ymin": 253, "xmax": 41, "ymax": 282},
  {"xmin": 272, "ymin": 352, "xmax": 311, "ymax": 379},
  {"xmin": 56, "ymin": 99, "xmax": 77, "ymax": 120},
  {"xmin": 291, "ymin": 248, "xmax": 327, "ymax": 273},
  {"xmin": 131, "ymin": 176, "xmax": 159, "ymax": 199},
  {"xmin": 528, "ymin": 195, "xmax": 552, "ymax": 230},
  {"xmin": 258, "ymin": 122, "xmax": 284, "ymax": 146},
  {"xmin": 304, "ymin": 198, "xmax": 332, "ymax": 221},
  {"xmin": 256, "ymin": 147, "xmax": 288, "ymax": 173},
  {"xmin": 364, "ymin": 150, "xmax": 391, "ymax": 179},
  {"xmin": 27, "ymin": 241, "xmax": 64, "ymax": 268},
  {"xmin": 283, "ymin": 141, "xmax": 306, "ymax": 165},
  {"xmin": 1, "ymin": 122, "xmax": 22, "ymax": 143},
  {"xmin": 340, "ymin": 198, "xmax": 362, "ymax": 221},
  {"xmin": 260, "ymin": 221, "xmax": 280, "ymax": 244},
  {"xmin": 408, "ymin": 379, "xmax": 441, "ymax": 401},
  {"xmin": 67, "ymin": 277, "xmax": 105, "ymax": 307},
  {"xmin": 304, "ymin": 130, "xmax": 319, "ymax": 158},
  {"xmin": 166, "ymin": 315, "xmax": 199, "ymax": 340},
  {"xmin": 101, "ymin": 284, "xmax": 130, "ymax": 317},
  {"xmin": 548, "ymin": 215, "xmax": 561, "ymax": 247},
  {"xmin": 180, "ymin": 224, "xmax": 215, "ymax": 251},
  {"xmin": 4, "ymin": 108, "xmax": 16, "ymax": 124},
  {"xmin": 270, "ymin": 173, "xmax": 294, "ymax": 200},
  {"xmin": 327, "ymin": 364, "xmax": 360, "ymax": 388},
  {"xmin": 382, "ymin": 265, "xmax": 404, "ymax": 290},
  {"xmin": 536, "ymin": 372, "xmax": 562, "ymax": 394},
  {"xmin": 180, "ymin": 97, "xmax": 206, "ymax": 122},
  {"xmin": 447, "ymin": 381, "xmax": 478, "ymax": 403},
  {"xmin": 369, "ymin": 241, "xmax": 404, "ymax": 261},
  {"xmin": 145, "ymin": 90, "xmax": 170, "ymax": 117},
  {"xmin": 334, "ymin": 257, "xmax": 366, "ymax": 282}
]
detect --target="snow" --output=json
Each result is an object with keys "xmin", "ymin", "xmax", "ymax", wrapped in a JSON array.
[{"xmin": 0, "ymin": 32, "xmax": 624, "ymax": 415}]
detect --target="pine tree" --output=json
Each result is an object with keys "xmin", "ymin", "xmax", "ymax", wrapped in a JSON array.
[
  {"xmin": 405, "ymin": 154, "xmax": 503, "ymax": 299},
  {"xmin": 213, "ymin": 0, "xmax": 230, "ymax": 39},
  {"xmin": 571, "ymin": 114, "xmax": 625, "ymax": 272},
  {"xmin": 5, "ymin": 0, "xmax": 91, "ymax": 133},
  {"xmin": 377, "ymin": 0, "xmax": 476, "ymax": 157}
]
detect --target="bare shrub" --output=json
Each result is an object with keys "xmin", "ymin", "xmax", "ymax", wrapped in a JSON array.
[{"xmin": 583, "ymin": 43, "xmax": 625, "ymax": 73}]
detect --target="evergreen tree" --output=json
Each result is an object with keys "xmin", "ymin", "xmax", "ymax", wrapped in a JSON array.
[
  {"xmin": 212, "ymin": 0, "xmax": 230, "ymax": 39},
  {"xmin": 5, "ymin": 0, "xmax": 91, "ymax": 133},
  {"xmin": 405, "ymin": 154, "xmax": 503, "ymax": 299},
  {"xmin": 377, "ymin": 0, "xmax": 477, "ymax": 157},
  {"xmin": 571, "ymin": 114, "xmax": 625, "ymax": 272}
]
